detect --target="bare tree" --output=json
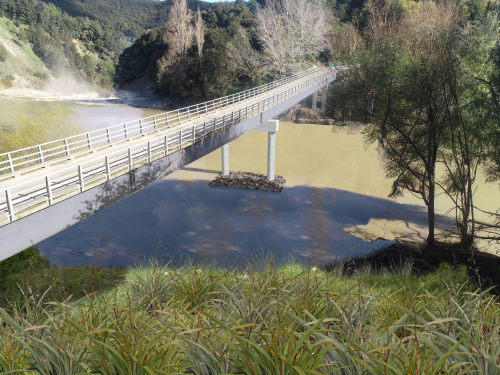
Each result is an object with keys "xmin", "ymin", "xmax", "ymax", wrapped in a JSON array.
[
  {"xmin": 195, "ymin": 6, "xmax": 204, "ymax": 74},
  {"xmin": 255, "ymin": 0, "xmax": 333, "ymax": 75},
  {"xmin": 166, "ymin": 0, "xmax": 193, "ymax": 86},
  {"xmin": 226, "ymin": 27, "xmax": 267, "ymax": 83}
]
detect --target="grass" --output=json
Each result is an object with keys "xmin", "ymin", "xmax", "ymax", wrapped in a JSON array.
[
  {"xmin": 0, "ymin": 247, "xmax": 126, "ymax": 309},
  {"xmin": 1, "ymin": 246, "xmax": 500, "ymax": 374}
]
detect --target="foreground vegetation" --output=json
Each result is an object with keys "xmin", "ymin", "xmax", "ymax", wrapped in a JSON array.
[{"xmin": 2, "ymin": 247, "xmax": 500, "ymax": 374}]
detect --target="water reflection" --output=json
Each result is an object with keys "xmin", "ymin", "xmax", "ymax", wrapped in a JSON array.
[{"xmin": 37, "ymin": 179, "xmax": 455, "ymax": 267}]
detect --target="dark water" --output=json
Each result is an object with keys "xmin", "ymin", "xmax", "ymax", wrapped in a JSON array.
[
  {"xmin": 37, "ymin": 177, "xmax": 443, "ymax": 268},
  {"xmin": 0, "ymin": 97, "xmax": 458, "ymax": 266}
]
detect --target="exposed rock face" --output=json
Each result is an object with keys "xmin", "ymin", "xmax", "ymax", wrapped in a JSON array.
[{"xmin": 209, "ymin": 171, "xmax": 286, "ymax": 192}]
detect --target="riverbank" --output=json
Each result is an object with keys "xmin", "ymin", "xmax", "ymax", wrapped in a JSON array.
[
  {"xmin": 3, "ymin": 240, "xmax": 500, "ymax": 309},
  {"xmin": 1, "ymin": 243, "xmax": 500, "ymax": 373}
]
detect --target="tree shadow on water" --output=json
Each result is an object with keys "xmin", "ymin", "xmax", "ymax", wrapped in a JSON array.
[{"xmin": 40, "ymin": 179, "xmax": 459, "ymax": 269}]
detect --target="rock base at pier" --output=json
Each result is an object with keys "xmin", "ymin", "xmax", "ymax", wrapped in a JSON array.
[{"xmin": 209, "ymin": 172, "xmax": 286, "ymax": 192}]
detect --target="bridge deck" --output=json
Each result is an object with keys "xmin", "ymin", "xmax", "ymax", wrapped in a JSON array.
[{"xmin": 0, "ymin": 67, "xmax": 336, "ymax": 231}]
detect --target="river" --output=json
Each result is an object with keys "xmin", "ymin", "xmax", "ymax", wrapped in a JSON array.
[{"xmin": 1, "ymin": 97, "xmax": 499, "ymax": 267}]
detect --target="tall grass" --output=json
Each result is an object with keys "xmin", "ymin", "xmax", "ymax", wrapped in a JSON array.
[{"xmin": 1, "ymin": 255, "xmax": 499, "ymax": 374}]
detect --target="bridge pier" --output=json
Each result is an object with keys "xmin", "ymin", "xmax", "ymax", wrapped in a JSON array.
[
  {"xmin": 254, "ymin": 119, "xmax": 279, "ymax": 181},
  {"xmin": 312, "ymin": 85, "xmax": 328, "ymax": 115},
  {"xmin": 219, "ymin": 119, "xmax": 279, "ymax": 180},
  {"xmin": 221, "ymin": 144, "xmax": 229, "ymax": 176}
]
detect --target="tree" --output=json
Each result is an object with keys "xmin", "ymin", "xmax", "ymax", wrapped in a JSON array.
[
  {"xmin": 448, "ymin": 14, "xmax": 500, "ymax": 244},
  {"xmin": 226, "ymin": 27, "xmax": 267, "ymax": 83},
  {"xmin": 357, "ymin": 4, "xmax": 459, "ymax": 248},
  {"xmin": 255, "ymin": 0, "xmax": 333, "ymax": 75},
  {"xmin": 165, "ymin": 0, "xmax": 194, "ymax": 89},
  {"xmin": 195, "ymin": 6, "xmax": 204, "ymax": 74}
]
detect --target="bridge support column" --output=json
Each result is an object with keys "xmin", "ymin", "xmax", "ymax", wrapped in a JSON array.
[
  {"xmin": 267, "ymin": 131, "xmax": 276, "ymax": 180},
  {"xmin": 312, "ymin": 85, "xmax": 328, "ymax": 116},
  {"xmin": 253, "ymin": 119, "xmax": 279, "ymax": 181},
  {"xmin": 221, "ymin": 143, "xmax": 229, "ymax": 176}
]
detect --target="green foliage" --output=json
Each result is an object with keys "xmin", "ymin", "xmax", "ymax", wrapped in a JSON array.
[
  {"xmin": 0, "ymin": 247, "xmax": 126, "ymax": 309},
  {"xmin": 0, "ymin": 0, "xmax": 132, "ymax": 87},
  {"xmin": 3, "ymin": 254, "xmax": 500, "ymax": 374},
  {"xmin": 0, "ymin": 102, "xmax": 84, "ymax": 154},
  {"xmin": 0, "ymin": 42, "xmax": 7, "ymax": 62},
  {"xmin": 42, "ymin": 0, "xmax": 210, "ymax": 41},
  {"xmin": 116, "ymin": 0, "xmax": 265, "ymax": 100}
]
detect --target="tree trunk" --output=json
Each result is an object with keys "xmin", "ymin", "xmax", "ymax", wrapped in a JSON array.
[{"xmin": 427, "ymin": 178, "xmax": 435, "ymax": 248}]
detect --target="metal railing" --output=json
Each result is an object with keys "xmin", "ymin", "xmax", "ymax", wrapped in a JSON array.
[
  {"xmin": 0, "ymin": 67, "xmax": 325, "ymax": 177},
  {"xmin": 0, "ymin": 68, "xmax": 336, "ymax": 226}
]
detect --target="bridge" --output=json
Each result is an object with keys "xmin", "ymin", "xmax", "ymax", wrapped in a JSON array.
[{"xmin": 0, "ymin": 66, "xmax": 340, "ymax": 261}]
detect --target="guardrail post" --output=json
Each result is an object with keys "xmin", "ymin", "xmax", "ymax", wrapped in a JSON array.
[
  {"xmin": 164, "ymin": 135, "xmax": 168, "ymax": 156},
  {"xmin": 38, "ymin": 145, "xmax": 45, "ymax": 164},
  {"xmin": 239, "ymin": 108, "xmax": 241, "ymax": 122},
  {"xmin": 222, "ymin": 115, "xmax": 225, "ymax": 128},
  {"xmin": 5, "ymin": 189, "xmax": 14, "ymax": 223},
  {"xmin": 196, "ymin": 104, "xmax": 199, "ymax": 116},
  {"xmin": 231, "ymin": 111, "xmax": 234, "ymax": 125},
  {"xmin": 45, "ymin": 176, "xmax": 53, "ymax": 205},
  {"xmin": 124, "ymin": 124, "xmax": 128, "ymax": 138},
  {"xmin": 87, "ymin": 134, "xmax": 92, "ymax": 149},
  {"xmin": 64, "ymin": 139, "xmax": 70, "ymax": 156},
  {"xmin": 139, "ymin": 120, "xmax": 143, "ymax": 134},
  {"xmin": 148, "ymin": 141, "xmax": 152, "ymax": 163},
  {"xmin": 187, "ymin": 107, "xmax": 190, "ymax": 119},
  {"xmin": 179, "ymin": 129, "xmax": 183, "ymax": 149},
  {"xmin": 105, "ymin": 156, "xmax": 111, "ymax": 181},
  {"xmin": 192, "ymin": 125, "xmax": 196, "ymax": 143},
  {"xmin": 7, "ymin": 153, "xmax": 13, "ymax": 173},
  {"xmin": 153, "ymin": 116, "xmax": 157, "ymax": 129},
  {"xmin": 166, "ymin": 113, "xmax": 170, "ymax": 127},
  {"xmin": 78, "ymin": 165, "xmax": 84, "ymax": 192},
  {"xmin": 213, "ymin": 118, "xmax": 216, "ymax": 132},
  {"xmin": 128, "ymin": 148, "xmax": 133, "ymax": 171},
  {"xmin": 203, "ymin": 121, "xmax": 206, "ymax": 138},
  {"xmin": 106, "ymin": 128, "xmax": 111, "ymax": 143},
  {"xmin": 177, "ymin": 110, "xmax": 180, "ymax": 122}
]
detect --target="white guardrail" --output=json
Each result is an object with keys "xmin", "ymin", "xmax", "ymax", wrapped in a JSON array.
[
  {"xmin": 0, "ymin": 67, "xmax": 325, "ymax": 176},
  {"xmin": 0, "ymin": 67, "xmax": 337, "ymax": 226}
]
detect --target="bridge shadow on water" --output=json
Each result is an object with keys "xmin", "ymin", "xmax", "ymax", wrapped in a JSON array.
[{"xmin": 37, "ymin": 178, "xmax": 456, "ymax": 268}]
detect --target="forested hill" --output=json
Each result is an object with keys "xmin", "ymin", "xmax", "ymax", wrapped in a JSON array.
[
  {"xmin": 0, "ymin": 0, "xmax": 210, "ymax": 89},
  {"xmin": 40, "ymin": 0, "xmax": 211, "ymax": 41}
]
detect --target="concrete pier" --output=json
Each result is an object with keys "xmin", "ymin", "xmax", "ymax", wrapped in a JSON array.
[
  {"xmin": 254, "ymin": 119, "xmax": 279, "ymax": 181},
  {"xmin": 267, "ymin": 132, "xmax": 276, "ymax": 180},
  {"xmin": 221, "ymin": 144, "xmax": 229, "ymax": 176},
  {"xmin": 312, "ymin": 85, "xmax": 328, "ymax": 115}
]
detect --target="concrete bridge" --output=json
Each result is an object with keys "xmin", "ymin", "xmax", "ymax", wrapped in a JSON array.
[{"xmin": 0, "ymin": 67, "xmax": 340, "ymax": 261}]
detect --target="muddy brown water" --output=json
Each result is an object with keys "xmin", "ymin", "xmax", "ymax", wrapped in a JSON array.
[{"xmin": 1, "ymin": 97, "xmax": 499, "ymax": 267}]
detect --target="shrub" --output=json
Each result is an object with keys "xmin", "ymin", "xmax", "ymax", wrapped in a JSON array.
[{"xmin": 0, "ymin": 43, "xmax": 8, "ymax": 62}]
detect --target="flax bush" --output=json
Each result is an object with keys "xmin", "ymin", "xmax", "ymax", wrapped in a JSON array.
[{"xmin": 0, "ymin": 257, "xmax": 499, "ymax": 374}]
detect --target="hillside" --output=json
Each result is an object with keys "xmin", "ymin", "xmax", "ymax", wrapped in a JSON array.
[
  {"xmin": 41, "ymin": 0, "xmax": 212, "ymax": 40},
  {"xmin": 0, "ymin": 18, "xmax": 49, "ymax": 89}
]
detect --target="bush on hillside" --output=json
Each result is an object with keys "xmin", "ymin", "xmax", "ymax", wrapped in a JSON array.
[{"xmin": 0, "ymin": 43, "xmax": 8, "ymax": 62}]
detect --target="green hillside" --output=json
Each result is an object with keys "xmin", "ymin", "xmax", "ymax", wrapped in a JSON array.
[
  {"xmin": 0, "ymin": 17, "xmax": 48, "ymax": 89},
  {"xmin": 40, "ymin": 0, "xmax": 212, "ymax": 40}
]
